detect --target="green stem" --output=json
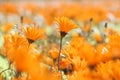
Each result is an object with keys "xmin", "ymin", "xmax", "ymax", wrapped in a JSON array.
[{"xmin": 58, "ymin": 37, "xmax": 63, "ymax": 70}]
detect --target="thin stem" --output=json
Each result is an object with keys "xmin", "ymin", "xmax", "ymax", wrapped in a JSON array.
[
  {"xmin": 0, "ymin": 59, "xmax": 12, "ymax": 75},
  {"xmin": 58, "ymin": 37, "xmax": 63, "ymax": 70},
  {"xmin": 0, "ymin": 66, "xmax": 10, "ymax": 75},
  {"xmin": 86, "ymin": 18, "xmax": 92, "ymax": 37},
  {"xmin": 21, "ymin": 16, "xmax": 23, "ymax": 24}
]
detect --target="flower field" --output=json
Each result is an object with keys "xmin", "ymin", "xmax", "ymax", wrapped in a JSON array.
[{"xmin": 0, "ymin": 1, "xmax": 120, "ymax": 80}]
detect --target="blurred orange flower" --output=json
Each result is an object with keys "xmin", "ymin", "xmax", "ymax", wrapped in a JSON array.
[
  {"xmin": 82, "ymin": 24, "xmax": 91, "ymax": 32},
  {"xmin": 22, "ymin": 17, "xmax": 34, "ymax": 24},
  {"xmin": 3, "ymin": 23, "xmax": 14, "ymax": 32},
  {"xmin": 3, "ymin": 33, "xmax": 28, "ymax": 61},
  {"xmin": 60, "ymin": 58, "xmax": 73, "ymax": 74},
  {"xmin": 93, "ymin": 33, "xmax": 102, "ymax": 42},
  {"xmin": 49, "ymin": 47, "xmax": 59, "ymax": 59},
  {"xmin": 0, "ymin": 3, "xmax": 18, "ymax": 15}
]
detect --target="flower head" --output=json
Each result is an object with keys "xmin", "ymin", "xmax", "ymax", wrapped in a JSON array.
[
  {"xmin": 55, "ymin": 16, "xmax": 78, "ymax": 37},
  {"xmin": 23, "ymin": 26, "xmax": 46, "ymax": 43},
  {"xmin": 3, "ymin": 33, "xmax": 28, "ymax": 61}
]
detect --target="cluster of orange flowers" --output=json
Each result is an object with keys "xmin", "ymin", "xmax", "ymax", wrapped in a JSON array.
[
  {"xmin": 0, "ymin": 15, "xmax": 120, "ymax": 80},
  {"xmin": 0, "ymin": 1, "xmax": 120, "ymax": 80}
]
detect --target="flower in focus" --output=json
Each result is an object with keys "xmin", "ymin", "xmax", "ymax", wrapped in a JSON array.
[
  {"xmin": 55, "ymin": 16, "xmax": 78, "ymax": 70},
  {"xmin": 55, "ymin": 16, "xmax": 78, "ymax": 37}
]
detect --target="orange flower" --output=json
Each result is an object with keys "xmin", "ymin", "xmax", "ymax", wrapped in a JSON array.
[
  {"xmin": 107, "ymin": 33, "xmax": 120, "ymax": 59},
  {"xmin": 93, "ymin": 33, "xmax": 102, "ymax": 42},
  {"xmin": 0, "ymin": 3, "xmax": 18, "ymax": 15},
  {"xmin": 96, "ymin": 61, "xmax": 115, "ymax": 80},
  {"xmin": 41, "ymin": 55, "xmax": 54, "ymax": 66},
  {"xmin": 23, "ymin": 26, "xmax": 46, "ymax": 43},
  {"xmin": 64, "ymin": 34, "xmax": 96, "ymax": 65},
  {"xmin": 55, "ymin": 16, "xmax": 78, "ymax": 33},
  {"xmin": 105, "ymin": 27, "xmax": 117, "ymax": 36},
  {"xmin": 3, "ymin": 33, "xmax": 28, "ymax": 61},
  {"xmin": 82, "ymin": 24, "xmax": 91, "ymax": 32},
  {"xmin": 60, "ymin": 58, "xmax": 73, "ymax": 74},
  {"xmin": 11, "ymin": 33, "xmax": 29, "ymax": 48},
  {"xmin": 4, "ymin": 33, "xmax": 28, "ymax": 49},
  {"xmin": 49, "ymin": 47, "xmax": 59, "ymax": 59}
]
